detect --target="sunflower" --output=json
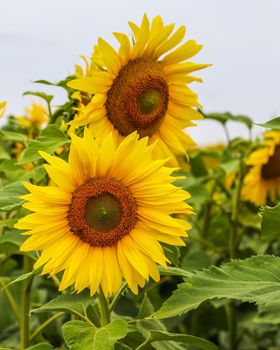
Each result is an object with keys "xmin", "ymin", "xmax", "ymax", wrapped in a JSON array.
[
  {"xmin": 15, "ymin": 130, "xmax": 192, "ymax": 296},
  {"xmin": 0, "ymin": 101, "xmax": 7, "ymax": 118},
  {"xmin": 16, "ymin": 102, "xmax": 48, "ymax": 129},
  {"xmin": 242, "ymin": 131, "xmax": 280, "ymax": 205},
  {"xmin": 67, "ymin": 15, "xmax": 210, "ymax": 164}
]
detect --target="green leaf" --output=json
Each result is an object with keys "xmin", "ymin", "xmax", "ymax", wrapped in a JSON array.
[
  {"xmin": 260, "ymin": 204, "xmax": 280, "ymax": 241},
  {"xmin": 32, "ymin": 290, "xmax": 92, "ymax": 316},
  {"xmin": 138, "ymin": 330, "xmax": 218, "ymax": 350},
  {"xmin": 152, "ymin": 255, "xmax": 280, "ymax": 319},
  {"xmin": 0, "ymin": 231, "xmax": 26, "ymax": 253},
  {"xmin": 204, "ymin": 112, "xmax": 230, "ymax": 125},
  {"xmin": 0, "ymin": 130, "xmax": 27, "ymax": 142},
  {"xmin": 0, "ymin": 181, "xmax": 28, "ymax": 211},
  {"xmin": 256, "ymin": 116, "xmax": 280, "ymax": 129},
  {"xmin": 157, "ymin": 266, "xmax": 192, "ymax": 278},
  {"xmin": 256, "ymin": 304, "xmax": 280, "ymax": 325},
  {"xmin": 19, "ymin": 125, "xmax": 69, "ymax": 164},
  {"xmin": 25, "ymin": 343, "xmax": 53, "ymax": 350},
  {"xmin": 23, "ymin": 91, "xmax": 53, "ymax": 104},
  {"xmin": 1, "ymin": 270, "xmax": 36, "ymax": 291},
  {"xmin": 62, "ymin": 319, "xmax": 128, "ymax": 350},
  {"xmin": 230, "ymin": 114, "xmax": 252, "ymax": 129}
]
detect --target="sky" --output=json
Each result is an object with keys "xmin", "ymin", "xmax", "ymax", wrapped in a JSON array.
[{"xmin": 1, "ymin": 0, "xmax": 280, "ymax": 144}]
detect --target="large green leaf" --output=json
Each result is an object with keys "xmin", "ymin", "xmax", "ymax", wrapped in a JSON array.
[
  {"xmin": 19, "ymin": 125, "xmax": 69, "ymax": 164},
  {"xmin": 32, "ymin": 291, "xmax": 93, "ymax": 316},
  {"xmin": 26, "ymin": 343, "xmax": 53, "ymax": 350},
  {"xmin": 136, "ymin": 331, "xmax": 218, "ymax": 350},
  {"xmin": 62, "ymin": 319, "xmax": 128, "ymax": 350},
  {"xmin": 260, "ymin": 204, "xmax": 280, "ymax": 241},
  {"xmin": 0, "ymin": 181, "xmax": 27, "ymax": 211},
  {"xmin": 153, "ymin": 255, "xmax": 280, "ymax": 319}
]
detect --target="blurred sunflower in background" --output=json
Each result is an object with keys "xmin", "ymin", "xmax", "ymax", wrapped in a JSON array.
[
  {"xmin": 242, "ymin": 131, "xmax": 280, "ymax": 205},
  {"xmin": 0, "ymin": 101, "xmax": 7, "ymax": 118},
  {"xmin": 16, "ymin": 102, "xmax": 48, "ymax": 129},
  {"xmin": 15, "ymin": 130, "xmax": 192, "ymax": 296},
  {"xmin": 68, "ymin": 14, "xmax": 210, "ymax": 163}
]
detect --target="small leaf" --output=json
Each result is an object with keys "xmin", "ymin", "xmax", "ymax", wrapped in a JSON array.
[
  {"xmin": 256, "ymin": 116, "xmax": 280, "ymax": 129},
  {"xmin": 153, "ymin": 255, "xmax": 280, "ymax": 319},
  {"xmin": 25, "ymin": 342, "xmax": 53, "ymax": 350},
  {"xmin": 19, "ymin": 125, "xmax": 69, "ymax": 164},
  {"xmin": 0, "ymin": 130, "xmax": 27, "ymax": 142},
  {"xmin": 62, "ymin": 319, "xmax": 128, "ymax": 350},
  {"xmin": 0, "ymin": 231, "xmax": 26, "ymax": 254},
  {"xmin": 138, "ymin": 330, "xmax": 218, "ymax": 350},
  {"xmin": 260, "ymin": 204, "xmax": 280, "ymax": 241},
  {"xmin": 230, "ymin": 114, "xmax": 252, "ymax": 129},
  {"xmin": 157, "ymin": 266, "xmax": 192, "ymax": 278},
  {"xmin": 1, "ymin": 270, "xmax": 36, "ymax": 291},
  {"xmin": 204, "ymin": 112, "xmax": 230, "ymax": 125},
  {"xmin": 32, "ymin": 290, "xmax": 92, "ymax": 316},
  {"xmin": 23, "ymin": 91, "xmax": 53, "ymax": 104},
  {"xmin": 0, "ymin": 181, "xmax": 28, "ymax": 211}
]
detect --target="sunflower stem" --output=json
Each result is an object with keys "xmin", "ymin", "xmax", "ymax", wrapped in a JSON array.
[
  {"xmin": 98, "ymin": 287, "xmax": 111, "ymax": 326},
  {"xmin": 109, "ymin": 282, "xmax": 127, "ymax": 313},
  {"xmin": 20, "ymin": 255, "xmax": 34, "ymax": 350},
  {"xmin": 30, "ymin": 312, "xmax": 65, "ymax": 342},
  {"xmin": 223, "ymin": 124, "xmax": 231, "ymax": 143}
]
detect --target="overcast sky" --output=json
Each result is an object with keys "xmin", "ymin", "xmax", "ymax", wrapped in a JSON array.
[{"xmin": 1, "ymin": 0, "xmax": 280, "ymax": 144}]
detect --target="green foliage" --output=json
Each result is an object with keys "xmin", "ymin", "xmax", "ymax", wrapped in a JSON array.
[
  {"xmin": 0, "ymin": 181, "xmax": 27, "ymax": 211},
  {"xmin": 19, "ymin": 124, "xmax": 69, "ymax": 164},
  {"xmin": 153, "ymin": 255, "xmax": 280, "ymax": 319},
  {"xmin": 260, "ymin": 203, "xmax": 280, "ymax": 241},
  {"xmin": 62, "ymin": 319, "xmax": 128, "ymax": 350},
  {"xmin": 257, "ymin": 116, "xmax": 280, "ymax": 129}
]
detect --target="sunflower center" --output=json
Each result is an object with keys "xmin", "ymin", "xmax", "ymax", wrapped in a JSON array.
[
  {"xmin": 106, "ymin": 58, "xmax": 169, "ymax": 138},
  {"xmin": 138, "ymin": 89, "xmax": 161, "ymax": 115},
  {"xmin": 261, "ymin": 145, "xmax": 280, "ymax": 180},
  {"xmin": 68, "ymin": 178, "xmax": 137, "ymax": 247},
  {"xmin": 85, "ymin": 194, "xmax": 122, "ymax": 232}
]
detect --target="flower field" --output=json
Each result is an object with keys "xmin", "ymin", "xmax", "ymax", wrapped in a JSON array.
[{"xmin": 1, "ymin": 14, "xmax": 280, "ymax": 350}]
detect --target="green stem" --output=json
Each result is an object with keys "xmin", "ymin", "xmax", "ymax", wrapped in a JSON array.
[
  {"xmin": 135, "ymin": 337, "xmax": 151, "ymax": 350},
  {"xmin": 202, "ymin": 182, "xmax": 216, "ymax": 239},
  {"xmin": 109, "ymin": 283, "xmax": 127, "ymax": 313},
  {"xmin": 47, "ymin": 101, "xmax": 53, "ymax": 122},
  {"xmin": 0, "ymin": 279, "xmax": 20, "ymax": 322},
  {"xmin": 229, "ymin": 161, "xmax": 243, "ymax": 259},
  {"xmin": 30, "ymin": 312, "xmax": 65, "ymax": 342},
  {"xmin": 98, "ymin": 287, "xmax": 110, "ymax": 326},
  {"xmin": 223, "ymin": 124, "xmax": 231, "ymax": 143},
  {"xmin": 225, "ymin": 303, "xmax": 237, "ymax": 350},
  {"xmin": 20, "ymin": 256, "xmax": 34, "ymax": 350}
]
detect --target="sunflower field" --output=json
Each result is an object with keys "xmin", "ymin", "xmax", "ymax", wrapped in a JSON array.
[{"xmin": 1, "ymin": 14, "xmax": 280, "ymax": 350}]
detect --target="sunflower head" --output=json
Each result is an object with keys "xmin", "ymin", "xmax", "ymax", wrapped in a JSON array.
[
  {"xmin": 16, "ymin": 102, "xmax": 48, "ymax": 129},
  {"xmin": 15, "ymin": 130, "xmax": 192, "ymax": 296},
  {"xmin": 68, "ymin": 14, "xmax": 210, "ymax": 163},
  {"xmin": 242, "ymin": 131, "xmax": 280, "ymax": 205},
  {"xmin": 0, "ymin": 101, "xmax": 7, "ymax": 118}
]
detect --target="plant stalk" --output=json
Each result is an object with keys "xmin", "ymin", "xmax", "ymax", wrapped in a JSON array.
[
  {"xmin": 98, "ymin": 287, "xmax": 111, "ymax": 326},
  {"xmin": 20, "ymin": 256, "xmax": 34, "ymax": 350}
]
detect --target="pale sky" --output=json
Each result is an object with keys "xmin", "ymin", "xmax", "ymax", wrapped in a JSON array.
[{"xmin": 1, "ymin": 0, "xmax": 280, "ymax": 144}]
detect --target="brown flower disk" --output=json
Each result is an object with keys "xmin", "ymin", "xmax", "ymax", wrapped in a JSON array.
[
  {"xmin": 261, "ymin": 145, "xmax": 280, "ymax": 180},
  {"xmin": 68, "ymin": 178, "xmax": 137, "ymax": 247},
  {"xmin": 106, "ymin": 58, "xmax": 169, "ymax": 138}
]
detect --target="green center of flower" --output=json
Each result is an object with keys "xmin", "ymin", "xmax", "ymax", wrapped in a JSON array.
[
  {"xmin": 138, "ymin": 89, "xmax": 161, "ymax": 115},
  {"xmin": 85, "ymin": 193, "xmax": 122, "ymax": 232},
  {"xmin": 261, "ymin": 145, "xmax": 280, "ymax": 180}
]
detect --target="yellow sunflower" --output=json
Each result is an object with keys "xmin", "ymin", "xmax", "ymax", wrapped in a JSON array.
[
  {"xmin": 242, "ymin": 131, "xmax": 280, "ymax": 205},
  {"xmin": 15, "ymin": 130, "xmax": 192, "ymax": 296},
  {"xmin": 16, "ymin": 102, "xmax": 48, "ymax": 128},
  {"xmin": 0, "ymin": 101, "xmax": 7, "ymax": 118},
  {"xmin": 67, "ymin": 14, "xmax": 210, "ymax": 163}
]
